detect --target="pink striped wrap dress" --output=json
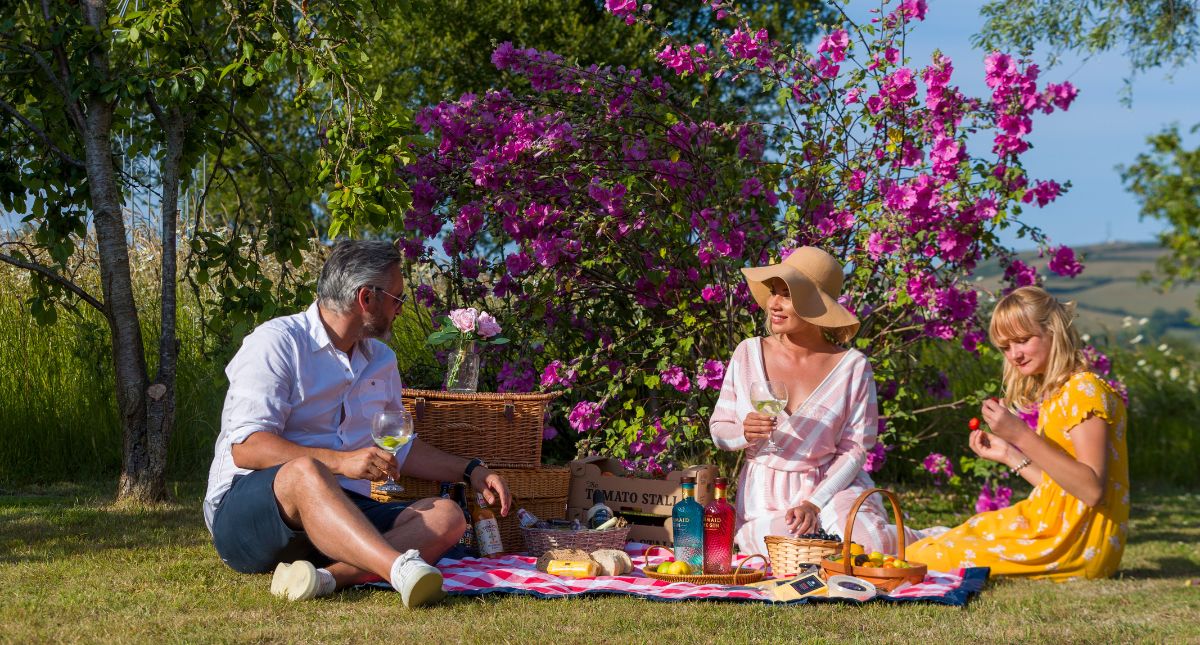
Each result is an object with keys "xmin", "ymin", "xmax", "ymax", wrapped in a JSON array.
[{"xmin": 709, "ymin": 337, "xmax": 922, "ymax": 556}]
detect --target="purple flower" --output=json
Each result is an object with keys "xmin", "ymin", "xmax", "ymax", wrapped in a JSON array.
[
  {"xmin": 496, "ymin": 360, "xmax": 537, "ymax": 392},
  {"xmin": 865, "ymin": 442, "xmax": 888, "ymax": 473},
  {"xmin": 476, "ymin": 312, "xmax": 502, "ymax": 338},
  {"xmin": 415, "ymin": 284, "xmax": 437, "ymax": 308},
  {"xmin": 540, "ymin": 360, "xmax": 578, "ymax": 388},
  {"xmin": 660, "ymin": 365, "xmax": 692, "ymax": 393},
  {"xmin": 975, "ymin": 482, "xmax": 1014, "ymax": 513},
  {"xmin": 695, "ymin": 359, "xmax": 725, "ymax": 390},
  {"xmin": 1004, "ymin": 259, "xmax": 1038, "ymax": 288},
  {"xmin": 701, "ymin": 284, "xmax": 726, "ymax": 303},
  {"xmin": 568, "ymin": 401, "xmax": 602, "ymax": 433},
  {"xmin": 543, "ymin": 424, "xmax": 559, "ymax": 441},
  {"xmin": 922, "ymin": 452, "xmax": 954, "ymax": 485},
  {"xmin": 1047, "ymin": 245, "xmax": 1084, "ymax": 277},
  {"xmin": 1083, "ymin": 345, "xmax": 1111, "ymax": 376}
]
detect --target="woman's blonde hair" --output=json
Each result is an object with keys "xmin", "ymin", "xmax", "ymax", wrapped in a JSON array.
[{"xmin": 988, "ymin": 286, "xmax": 1088, "ymax": 410}]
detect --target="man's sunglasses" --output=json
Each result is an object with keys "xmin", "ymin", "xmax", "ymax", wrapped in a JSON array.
[{"xmin": 367, "ymin": 285, "xmax": 408, "ymax": 308}]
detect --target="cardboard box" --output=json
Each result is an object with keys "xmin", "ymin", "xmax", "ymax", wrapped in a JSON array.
[{"xmin": 567, "ymin": 456, "xmax": 718, "ymax": 515}]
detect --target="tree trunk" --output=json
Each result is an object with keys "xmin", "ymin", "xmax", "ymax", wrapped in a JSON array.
[
  {"xmin": 79, "ymin": 0, "xmax": 160, "ymax": 503},
  {"xmin": 141, "ymin": 104, "xmax": 189, "ymax": 502}
]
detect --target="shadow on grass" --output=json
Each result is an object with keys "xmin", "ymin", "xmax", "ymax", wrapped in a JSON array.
[
  {"xmin": 0, "ymin": 491, "xmax": 208, "ymax": 564},
  {"xmin": 1120, "ymin": 556, "xmax": 1200, "ymax": 580}
]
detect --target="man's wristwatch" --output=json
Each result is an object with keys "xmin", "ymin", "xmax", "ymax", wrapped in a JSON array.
[{"xmin": 463, "ymin": 458, "xmax": 488, "ymax": 483}]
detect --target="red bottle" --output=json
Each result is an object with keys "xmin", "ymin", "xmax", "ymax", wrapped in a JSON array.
[{"xmin": 703, "ymin": 477, "xmax": 735, "ymax": 574}]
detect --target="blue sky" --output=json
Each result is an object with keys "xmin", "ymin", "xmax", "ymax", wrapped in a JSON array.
[{"xmin": 859, "ymin": 0, "xmax": 1200, "ymax": 249}]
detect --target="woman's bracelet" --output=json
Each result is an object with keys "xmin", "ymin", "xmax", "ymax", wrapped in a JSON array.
[{"xmin": 1011, "ymin": 457, "xmax": 1032, "ymax": 475}]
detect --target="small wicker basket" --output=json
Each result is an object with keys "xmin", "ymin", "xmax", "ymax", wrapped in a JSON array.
[
  {"xmin": 640, "ymin": 545, "xmax": 767, "ymax": 585},
  {"xmin": 819, "ymin": 488, "xmax": 928, "ymax": 592},
  {"xmin": 522, "ymin": 524, "xmax": 632, "ymax": 557},
  {"xmin": 765, "ymin": 535, "xmax": 842, "ymax": 577}
]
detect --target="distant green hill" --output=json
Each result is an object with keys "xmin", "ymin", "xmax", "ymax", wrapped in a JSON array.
[{"xmin": 974, "ymin": 242, "xmax": 1200, "ymax": 344}]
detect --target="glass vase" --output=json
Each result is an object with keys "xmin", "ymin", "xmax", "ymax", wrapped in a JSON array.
[{"xmin": 443, "ymin": 341, "xmax": 480, "ymax": 393}]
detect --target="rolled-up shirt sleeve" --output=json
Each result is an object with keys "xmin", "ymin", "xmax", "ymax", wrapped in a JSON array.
[{"xmin": 222, "ymin": 327, "xmax": 296, "ymax": 446}]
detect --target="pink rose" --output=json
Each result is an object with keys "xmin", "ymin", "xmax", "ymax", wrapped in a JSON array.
[
  {"xmin": 449, "ymin": 308, "xmax": 477, "ymax": 333},
  {"xmin": 477, "ymin": 311, "xmax": 502, "ymax": 338}
]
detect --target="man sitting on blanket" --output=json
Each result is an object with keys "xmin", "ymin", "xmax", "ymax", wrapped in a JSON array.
[{"xmin": 203, "ymin": 239, "xmax": 512, "ymax": 606}]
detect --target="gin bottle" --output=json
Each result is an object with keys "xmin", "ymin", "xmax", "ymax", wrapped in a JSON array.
[
  {"xmin": 703, "ymin": 477, "xmax": 735, "ymax": 574},
  {"xmin": 672, "ymin": 476, "xmax": 704, "ymax": 570}
]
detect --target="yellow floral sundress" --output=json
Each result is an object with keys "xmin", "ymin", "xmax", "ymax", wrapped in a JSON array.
[{"xmin": 908, "ymin": 372, "xmax": 1129, "ymax": 581}]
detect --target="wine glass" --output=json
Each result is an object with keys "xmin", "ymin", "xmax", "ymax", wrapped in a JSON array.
[
  {"xmin": 372, "ymin": 409, "xmax": 414, "ymax": 494},
  {"xmin": 749, "ymin": 380, "xmax": 788, "ymax": 455}
]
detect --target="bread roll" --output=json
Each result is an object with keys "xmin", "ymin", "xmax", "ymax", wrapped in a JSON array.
[{"xmin": 590, "ymin": 549, "xmax": 632, "ymax": 576}]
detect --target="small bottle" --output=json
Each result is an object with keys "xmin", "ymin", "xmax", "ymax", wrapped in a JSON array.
[
  {"xmin": 473, "ymin": 492, "xmax": 505, "ymax": 556},
  {"xmin": 545, "ymin": 559, "xmax": 599, "ymax": 578},
  {"xmin": 517, "ymin": 507, "xmax": 541, "ymax": 529},
  {"xmin": 452, "ymin": 483, "xmax": 476, "ymax": 556},
  {"xmin": 703, "ymin": 477, "xmax": 735, "ymax": 574},
  {"xmin": 586, "ymin": 489, "xmax": 614, "ymax": 529},
  {"xmin": 672, "ymin": 476, "xmax": 705, "ymax": 571}
]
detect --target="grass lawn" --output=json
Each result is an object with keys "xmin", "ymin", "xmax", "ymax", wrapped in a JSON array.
[{"xmin": 1, "ymin": 483, "xmax": 1198, "ymax": 644}]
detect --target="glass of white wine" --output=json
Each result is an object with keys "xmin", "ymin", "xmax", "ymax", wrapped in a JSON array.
[
  {"xmin": 371, "ymin": 409, "xmax": 414, "ymax": 494},
  {"xmin": 749, "ymin": 380, "xmax": 788, "ymax": 455}
]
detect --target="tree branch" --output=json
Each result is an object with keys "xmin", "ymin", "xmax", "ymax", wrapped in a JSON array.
[
  {"xmin": 0, "ymin": 250, "xmax": 106, "ymax": 314},
  {"xmin": 0, "ymin": 97, "xmax": 85, "ymax": 167}
]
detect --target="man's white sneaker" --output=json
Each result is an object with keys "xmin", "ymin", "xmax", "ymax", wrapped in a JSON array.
[
  {"xmin": 391, "ymin": 549, "xmax": 445, "ymax": 608},
  {"xmin": 270, "ymin": 560, "xmax": 320, "ymax": 601}
]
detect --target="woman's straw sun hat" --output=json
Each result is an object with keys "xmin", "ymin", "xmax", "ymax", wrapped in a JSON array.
[{"xmin": 740, "ymin": 246, "xmax": 860, "ymax": 343}]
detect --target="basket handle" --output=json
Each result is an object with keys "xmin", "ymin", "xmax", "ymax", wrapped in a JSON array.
[
  {"xmin": 839, "ymin": 487, "xmax": 907, "ymax": 579},
  {"xmin": 731, "ymin": 554, "xmax": 768, "ymax": 582},
  {"xmin": 641, "ymin": 544, "xmax": 675, "ymax": 570},
  {"xmin": 412, "ymin": 397, "xmax": 427, "ymax": 421}
]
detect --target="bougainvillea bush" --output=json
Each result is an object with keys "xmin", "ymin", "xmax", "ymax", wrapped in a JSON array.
[{"xmin": 396, "ymin": 0, "xmax": 1096, "ymax": 486}]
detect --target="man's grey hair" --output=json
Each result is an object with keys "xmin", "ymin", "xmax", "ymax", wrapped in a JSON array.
[{"xmin": 317, "ymin": 240, "xmax": 403, "ymax": 313}]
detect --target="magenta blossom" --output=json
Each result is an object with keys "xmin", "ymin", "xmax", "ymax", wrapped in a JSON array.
[
  {"xmin": 975, "ymin": 482, "xmax": 1014, "ymax": 513},
  {"xmin": 568, "ymin": 401, "xmax": 602, "ymax": 433},
  {"xmin": 701, "ymin": 284, "xmax": 727, "ymax": 303},
  {"xmin": 695, "ymin": 359, "xmax": 726, "ymax": 390},
  {"xmin": 865, "ymin": 442, "xmax": 889, "ymax": 474},
  {"xmin": 540, "ymin": 359, "xmax": 578, "ymax": 388},
  {"xmin": 922, "ymin": 452, "xmax": 954, "ymax": 485},
  {"xmin": 660, "ymin": 365, "xmax": 692, "ymax": 393},
  {"xmin": 1047, "ymin": 245, "xmax": 1084, "ymax": 277}
]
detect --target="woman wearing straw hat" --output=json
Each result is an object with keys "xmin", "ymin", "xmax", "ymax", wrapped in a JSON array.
[{"xmin": 710, "ymin": 247, "xmax": 921, "ymax": 556}]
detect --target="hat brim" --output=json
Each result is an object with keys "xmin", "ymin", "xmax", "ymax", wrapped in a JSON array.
[{"xmin": 741, "ymin": 264, "xmax": 860, "ymax": 342}]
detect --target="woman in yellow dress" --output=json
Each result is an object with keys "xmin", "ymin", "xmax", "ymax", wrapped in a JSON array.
[{"xmin": 907, "ymin": 286, "xmax": 1129, "ymax": 581}]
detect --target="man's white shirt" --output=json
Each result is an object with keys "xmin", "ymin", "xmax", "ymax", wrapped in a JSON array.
[{"xmin": 203, "ymin": 302, "xmax": 412, "ymax": 532}]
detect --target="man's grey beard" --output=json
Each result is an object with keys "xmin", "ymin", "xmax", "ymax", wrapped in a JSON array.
[{"xmin": 362, "ymin": 314, "xmax": 392, "ymax": 342}]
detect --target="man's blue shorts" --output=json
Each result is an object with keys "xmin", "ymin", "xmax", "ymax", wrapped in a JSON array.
[{"xmin": 211, "ymin": 464, "xmax": 411, "ymax": 573}]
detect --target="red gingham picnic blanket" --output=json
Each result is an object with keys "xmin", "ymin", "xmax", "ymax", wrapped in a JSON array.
[{"xmin": 372, "ymin": 543, "xmax": 989, "ymax": 605}]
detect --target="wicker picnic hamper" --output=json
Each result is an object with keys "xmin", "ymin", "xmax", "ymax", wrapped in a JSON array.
[
  {"xmin": 765, "ymin": 535, "xmax": 842, "ymax": 577},
  {"xmin": 641, "ymin": 546, "xmax": 767, "ymax": 585},
  {"xmin": 818, "ymin": 488, "xmax": 927, "ymax": 592},
  {"xmin": 522, "ymin": 524, "xmax": 633, "ymax": 557},
  {"xmin": 401, "ymin": 388, "xmax": 558, "ymax": 468}
]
